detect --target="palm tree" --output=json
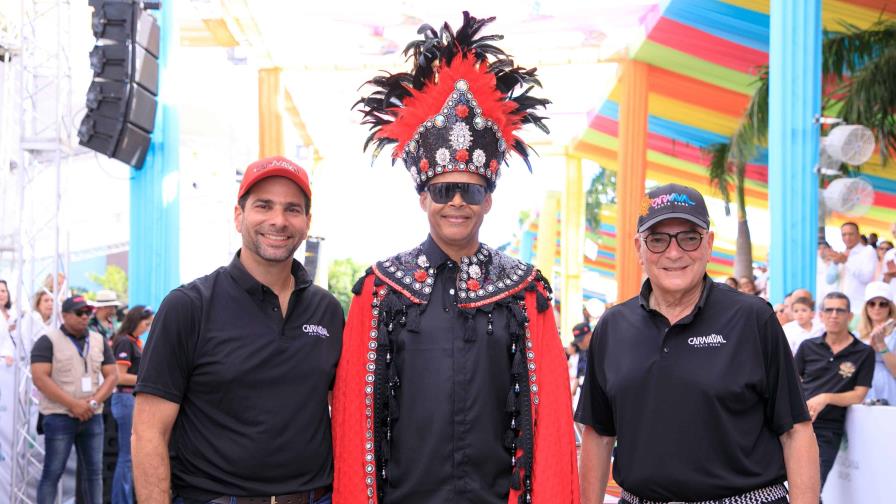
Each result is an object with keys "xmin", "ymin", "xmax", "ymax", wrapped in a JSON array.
[
  {"xmin": 704, "ymin": 142, "xmax": 753, "ymax": 278},
  {"xmin": 706, "ymin": 19, "xmax": 896, "ymax": 277}
]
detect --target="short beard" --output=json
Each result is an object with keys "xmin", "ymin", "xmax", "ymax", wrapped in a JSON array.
[{"xmin": 243, "ymin": 233, "xmax": 301, "ymax": 263}]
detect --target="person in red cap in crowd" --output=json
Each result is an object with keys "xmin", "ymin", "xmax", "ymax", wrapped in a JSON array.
[
  {"xmin": 132, "ymin": 156, "xmax": 343, "ymax": 504},
  {"xmin": 31, "ymin": 295, "xmax": 119, "ymax": 504},
  {"xmin": 332, "ymin": 12, "xmax": 579, "ymax": 504}
]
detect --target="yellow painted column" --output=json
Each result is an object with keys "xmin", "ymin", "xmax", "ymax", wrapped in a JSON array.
[
  {"xmin": 615, "ymin": 59, "xmax": 649, "ymax": 302},
  {"xmin": 560, "ymin": 152, "xmax": 584, "ymax": 344},
  {"xmin": 536, "ymin": 191, "xmax": 561, "ymax": 285},
  {"xmin": 258, "ymin": 67, "xmax": 284, "ymax": 158}
]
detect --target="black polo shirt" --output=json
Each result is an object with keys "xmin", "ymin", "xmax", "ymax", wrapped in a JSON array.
[
  {"xmin": 135, "ymin": 252, "xmax": 344, "ymax": 501},
  {"xmin": 575, "ymin": 277, "xmax": 809, "ymax": 501},
  {"xmin": 794, "ymin": 334, "xmax": 874, "ymax": 430},
  {"xmin": 112, "ymin": 334, "xmax": 142, "ymax": 392}
]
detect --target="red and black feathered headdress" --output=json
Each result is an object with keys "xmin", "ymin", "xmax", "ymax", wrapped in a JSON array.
[{"xmin": 355, "ymin": 12, "xmax": 550, "ymax": 192}]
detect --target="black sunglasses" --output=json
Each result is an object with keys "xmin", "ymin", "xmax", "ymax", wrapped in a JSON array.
[
  {"xmin": 867, "ymin": 299, "xmax": 890, "ymax": 309},
  {"xmin": 426, "ymin": 182, "xmax": 487, "ymax": 205},
  {"xmin": 74, "ymin": 308, "xmax": 93, "ymax": 317},
  {"xmin": 822, "ymin": 307, "xmax": 849, "ymax": 315},
  {"xmin": 641, "ymin": 230, "xmax": 705, "ymax": 253}
]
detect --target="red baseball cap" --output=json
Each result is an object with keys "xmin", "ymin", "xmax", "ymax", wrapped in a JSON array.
[{"xmin": 237, "ymin": 156, "xmax": 312, "ymax": 202}]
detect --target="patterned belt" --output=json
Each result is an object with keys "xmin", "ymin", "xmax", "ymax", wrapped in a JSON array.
[
  {"xmin": 620, "ymin": 482, "xmax": 788, "ymax": 504},
  {"xmin": 209, "ymin": 485, "xmax": 331, "ymax": 504}
]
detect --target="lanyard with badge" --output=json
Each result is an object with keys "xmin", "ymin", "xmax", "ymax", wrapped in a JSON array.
[{"xmin": 67, "ymin": 334, "xmax": 93, "ymax": 393}]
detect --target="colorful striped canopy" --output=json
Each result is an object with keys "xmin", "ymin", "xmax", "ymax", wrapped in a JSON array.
[{"xmin": 571, "ymin": 0, "xmax": 896, "ymax": 278}]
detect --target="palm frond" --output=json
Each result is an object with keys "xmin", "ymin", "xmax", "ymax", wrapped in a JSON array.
[
  {"xmin": 730, "ymin": 66, "xmax": 768, "ymax": 165},
  {"xmin": 836, "ymin": 45, "xmax": 896, "ymax": 164},
  {"xmin": 703, "ymin": 142, "xmax": 733, "ymax": 216},
  {"xmin": 823, "ymin": 19, "xmax": 896, "ymax": 80}
]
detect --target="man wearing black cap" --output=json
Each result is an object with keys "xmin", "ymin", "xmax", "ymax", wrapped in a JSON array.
[
  {"xmin": 332, "ymin": 12, "xmax": 578, "ymax": 504},
  {"xmin": 31, "ymin": 295, "xmax": 119, "ymax": 504},
  {"xmin": 576, "ymin": 183, "xmax": 820, "ymax": 504},
  {"xmin": 132, "ymin": 156, "xmax": 343, "ymax": 504}
]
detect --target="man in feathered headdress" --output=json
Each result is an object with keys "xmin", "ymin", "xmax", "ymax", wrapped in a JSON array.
[{"xmin": 331, "ymin": 12, "xmax": 580, "ymax": 504}]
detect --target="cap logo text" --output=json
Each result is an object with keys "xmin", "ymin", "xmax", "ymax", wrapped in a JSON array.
[{"xmin": 650, "ymin": 193, "xmax": 696, "ymax": 209}]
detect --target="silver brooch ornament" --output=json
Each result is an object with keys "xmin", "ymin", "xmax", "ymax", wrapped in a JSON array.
[
  {"xmin": 449, "ymin": 122, "xmax": 473, "ymax": 151},
  {"xmin": 436, "ymin": 148, "xmax": 450, "ymax": 166}
]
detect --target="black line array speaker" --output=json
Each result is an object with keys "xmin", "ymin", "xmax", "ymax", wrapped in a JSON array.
[{"xmin": 78, "ymin": 0, "xmax": 161, "ymax": 168}]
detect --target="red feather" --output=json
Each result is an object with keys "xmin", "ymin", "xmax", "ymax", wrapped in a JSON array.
[{"xmin": 376, "ymin": 55, "xmax": 524, "ymax": 159}]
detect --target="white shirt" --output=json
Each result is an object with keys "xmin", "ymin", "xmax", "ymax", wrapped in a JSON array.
[
  {"xmin": 0, "ymin": 308, "xmax": 19, "ymax": 358},
  {"xmin": 884, "ymin": 247, "xmax": 896, "ymax": 292},
  {"xmin": 816, "ymin": 254, "xmax": 838, "ymax": 301},
  {"xmin": 783, "ymin": 319, "xmax": 824, "ymax": 355},
  {"xmin": 839, "ymin": 243, "xmax": 878, "ymax": 314}
]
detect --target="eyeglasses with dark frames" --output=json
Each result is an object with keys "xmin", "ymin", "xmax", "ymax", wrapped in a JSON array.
[{"xmin": 641, "ymin": 230, "xmax": 705, "ymax": 254}]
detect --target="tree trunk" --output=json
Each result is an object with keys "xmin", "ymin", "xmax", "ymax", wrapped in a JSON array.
[
  {"xmin": 734, "ymin": 218, "xmax": 754, "ymax": 279},
  {"xmin": 733, "ymin": 163, "xmax": 753, "ymax": 279}
]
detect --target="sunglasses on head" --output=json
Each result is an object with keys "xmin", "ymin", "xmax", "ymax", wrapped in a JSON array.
[
  {"xmin": 426, "ymin": 182, "xmax": 487, "ymax": 205},
  {"xmin": 868, "ymin": 299, "xmax": 891, "ymax": 309}
]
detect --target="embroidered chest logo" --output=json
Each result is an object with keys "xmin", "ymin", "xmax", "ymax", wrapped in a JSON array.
[
  {"xmin": 838, "ymin": 361, "xmax": 857, "ymax": 379},
  {"xmin": 302, "ymin": 324, "xmax": 330, "ymax": 338},
  {"xmin": 687, "ymin": 334, "xmax": 727, "ymax": 348}
]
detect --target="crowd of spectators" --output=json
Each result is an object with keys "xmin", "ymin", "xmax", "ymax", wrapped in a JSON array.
[{"xmin": 0, "ymin": 275, "xmax": 148, "ymax": 504}]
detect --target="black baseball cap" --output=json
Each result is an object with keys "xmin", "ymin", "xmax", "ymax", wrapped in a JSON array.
[
  {"xmin": 637, "ymin": 183, "xmax": 710, "ymax": 233},
  {"xmin": 61, "ymin": 295, "xmax": 93, "ymax": 313}
]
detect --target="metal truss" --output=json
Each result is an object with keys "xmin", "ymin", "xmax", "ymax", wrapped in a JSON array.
[{"xmin": 5, "ymin": 0, "xmax": 76, "ymax": 502}]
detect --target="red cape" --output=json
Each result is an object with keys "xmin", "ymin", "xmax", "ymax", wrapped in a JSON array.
[{"xmin": 332, "ymin": 274, "xmax": 580, "ymax": 503}]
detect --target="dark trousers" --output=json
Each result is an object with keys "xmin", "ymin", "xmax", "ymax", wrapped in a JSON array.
[{"xmin": 814, "ymin": 424, "xmax": 844, "ymax": 490}]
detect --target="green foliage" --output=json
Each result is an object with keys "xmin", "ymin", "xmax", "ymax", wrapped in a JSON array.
[
  {"xmin": 584, "ymin": 168, "xmax": 617, "ymax": 233},
  {"xmin": 823, "ymin": 19, "xmax": 896, "ymax": 164},
  {"xmin": 704, "ymin": 142, "xmax": 747, "ymax": 219},
  {"xmin": 730, "ymin": 66, "xmax": 768, "ymax": 165},
  {"xmin": 729, "ymin": 20, "xmax": 896, "ymax": 167},
  {"xmin": 86, "ymin": 265, "xmax": 128, "ymax": 304},
  {"xmin": 328, "ymin": 258, "xmax": 368, "ymax": 315}
]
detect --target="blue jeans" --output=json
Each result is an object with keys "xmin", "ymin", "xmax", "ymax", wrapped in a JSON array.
[
  {"xmin": 111, "ymin": 393, "xmax": 135, "ymax": 504},
  {"xmin": 37, "ymin": 413, "xmax": 104, "ymax": 504},
  {"xmin": 172, "ymin": 492, "xmax": 332, "ymax": 504}
]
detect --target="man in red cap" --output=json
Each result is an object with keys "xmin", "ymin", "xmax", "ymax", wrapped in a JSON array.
[
  {"xmin": 133, "ymin": 156, "xmax": 343, "ymax": 504},
  {"xmin": 333, "ymin": 13, "xmax": 579, "ymax": 504}
]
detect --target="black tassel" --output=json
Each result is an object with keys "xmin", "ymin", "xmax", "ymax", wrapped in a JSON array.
[
  {"xmin": 352, "ymin": 268, "xmax": 373, "ymax": 295},
  {"xmin": 505, "ymin": 389, "xmax": 519, "ymax": 412},
  {"xmin": 510, "ymin": 468, "xmax": 522, "ymax": 490},
  {"xmin": 535, "ymin": 289, "xmax": 549, "ymax": 313},
  {"xmin": 504, "ymin": 429, "xmax": 516, "ymax": 449},
  {"xmin": 512, "ymin": 350, "xmax": 527, "ymax": 375}
]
